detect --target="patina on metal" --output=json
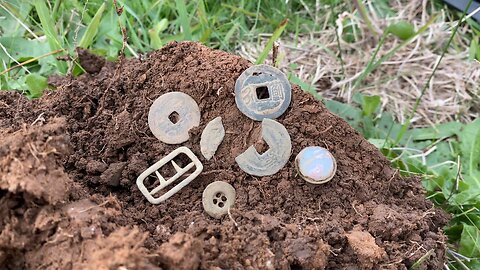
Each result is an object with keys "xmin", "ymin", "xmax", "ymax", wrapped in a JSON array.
[
  {"xmin": 148, "ymin": 92, "xmax": 201, "ymax": 144},
  {"xmin": 235, "ymin": 65, "xmax": 291, "ymax": 121},
  {"xmin": 235, "ymin": 118, "xmax": 291, "ymax": 176}
]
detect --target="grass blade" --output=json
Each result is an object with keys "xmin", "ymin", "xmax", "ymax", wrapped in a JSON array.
[
  {"xmin": 352, "ymin": 0, "xmax": 377, "ymax": 35},
  {"xmin": 148, "ymin": 19, "xmax": 169, "ymax": 49},
  {"xmin": 175, "ymin": 0, "xmax": 192, "ymax": 40},
  {"xmin": 0, "ymin": 2, "xmax": 40, "ymax": 40},
  {"xmin": 353, "ymin": 14, "xmax": 438, "ymax": 89},
  {"xmin": 221, "ymin": 3, "xmax": 271, "ymax": 23},
  {"xmin": 395, "ymin": 0, "xmax": 474, "ymax": 144},
  {"xmin": 329, "ymin": 3, "xmax": 346, "ymax": 79},
  {"xmin": 78, "ymin": 2, "xmax": 106, "ymax": 49},
  {"xmin": 459, "ymin": 119, "xmax": 480, "ymax": 176},
  {"xmin": 0, "ymin": 49, "xmax": 64, "ymax": 76},
  {"xmin": 255, "ymin": 19, "xmax": 288, "ymax": 65},
  {"xmin": 410, "ymin": 249, "xmax": 434, "ymax": 269},
  {"xmin": 33, "ymin": 0, "xmax": 67, "ymax": 73}
]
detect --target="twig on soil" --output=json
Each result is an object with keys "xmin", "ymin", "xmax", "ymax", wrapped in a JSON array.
[
  {"xmin": 272, "ymin": 42, "xmax": 279, "ymax": 67},
  {"xmin": 78, "ymin": 195, "xmax": 122, "ymax": 214},
  {"xmin": 45, "ymin": 228, "xmax": 74, "ymax": 246},
  {"xmin": 216, "ymin": 87, "xmax": 223, "ymax": 96},
  {"xmin": 421, "ymin": 208, "xmax": 436, "ymax": 218},
  {"xmin": 406, "ymin": 242, "xmax": 425, "ymax": 258},
  {"xmin": 31, "ymin": 112, "xmax": 46, "ymax": 126},
  {"xmin": 199, "ymin": 85, "xmax": 212, "ymax": 102},
  {"xmin": 28, "ymin": 143, "xmax": 41, "ymax": 163},
  {"xmin": 320, "ymin": 139, "xmax": 330, "ymax": 150},
  {"xmin": 318, "ymin": 125, "xmax": 333, "ymax": 134},
  {"xmin": 0, "ymin": 100, "xmax": 10, "ymax": 108},
  {"xmin": 387, "ymin": 169, "xmax": 398, "ymax": 182},
  {"xmin": 91, "ymin": 0, "xmax": 129, "ymax": 121},
  {"xmin": 227, "ymin": 208, "xmax": 238, "ymax": 228},
  {"xmin": 351, "ymin": 201, "xmax": 363, "ymax": 217},
  {"xmin": 80, "ymin": 241, "xmax": 86, "ymax": 264},
  {"xmin": 329, "ymin": 247, "xmax": 341, "ymax": 256}
]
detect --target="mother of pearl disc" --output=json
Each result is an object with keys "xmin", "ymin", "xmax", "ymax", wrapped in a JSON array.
[{"xmin": 295, "ymin": 146, "xmax": 337, "ymax": 184}]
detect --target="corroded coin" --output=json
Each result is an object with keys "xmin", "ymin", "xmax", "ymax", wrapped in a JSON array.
[
  {"xmin": 235, "ymin": 118, "xmax": 291, "ymax": 176},
  {"xmin": 235, "ymin": 65, "xmax": 291, "ymax": 121},
  {"xmin": 148, "ymin": 92, "xmax": 200, "ymax": 144}
]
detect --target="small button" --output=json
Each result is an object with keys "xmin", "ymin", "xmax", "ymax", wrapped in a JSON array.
[
  {"xmin": 148, "ymin": 92, "xmax": 200, "ymax": 144},
  {"xmin": 202, "ymin": 181, "xmax": 236, "ymax": 219},
  {"xmin": 295, "ymin": 146, "xmax": 337, "ymax": 184},
  {"xmin": 235, "ymin": 65, "xmax": 291, "ymax": 121}
]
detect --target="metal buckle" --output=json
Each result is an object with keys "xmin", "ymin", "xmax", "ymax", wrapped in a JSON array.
[{"xmin": 136, "ymin": 146, "xmax": 203, "ymax": 204}]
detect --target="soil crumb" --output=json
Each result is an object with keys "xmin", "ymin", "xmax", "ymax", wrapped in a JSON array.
[
  {"xmin": 157, "ymin": 232, "xmax": 203, "ymax": 270},
  {"xmin": 0, "ymin": 41, "xmax": 448, "ymax": 269},
  {"xmin": 346, "ymin": 226, "xmax": 386, "ymax": 269}
]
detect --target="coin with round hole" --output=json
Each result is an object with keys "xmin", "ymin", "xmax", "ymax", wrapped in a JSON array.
[
  {"xmin": 202, "ymin": 181, "xmax": 236, "ymax": 219},
  {"xmin": 295, "ymin": 146, "xmax": 337, "ymax": 184},
  {"xmin": 148, "ymin": 92, "xmax": 200, "ymax": 144},
  {"xmin": 235, "ymin": 64, "xmax": 291, "ymax": 121}
]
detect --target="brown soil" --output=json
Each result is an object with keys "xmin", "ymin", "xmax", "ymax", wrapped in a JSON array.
[{"xmin": 0, "ymin": 42, "xmax": 448, "ymax": 269}]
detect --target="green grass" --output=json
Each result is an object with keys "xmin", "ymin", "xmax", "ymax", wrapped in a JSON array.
[
  {"xmin": 0, "ymin": 0, "xmax": 321, "ymax": 94},
  {"xmin": 1, "ymin": 0, "xmax": 479, "ymax": 268}
]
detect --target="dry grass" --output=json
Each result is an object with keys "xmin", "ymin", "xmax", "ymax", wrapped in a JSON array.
[{"xmin": 238, "ymin": 0, "xmax": 480, "ymax": 126}]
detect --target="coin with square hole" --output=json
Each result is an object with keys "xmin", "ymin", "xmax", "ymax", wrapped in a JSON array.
[
  {"xmin": 235, "ymin": 64, "xmax": 292, "ymax": 121},
  {"xmin": 202, "ymin": 181, "xmax": 236, "ymax": 219},
  {"xmin": 235, "ymin": 118, "xmax": 291, "ymax": 176},
  {"xmin": 148, "ymin": 92, "xmax": 201, "ymax": 144}
]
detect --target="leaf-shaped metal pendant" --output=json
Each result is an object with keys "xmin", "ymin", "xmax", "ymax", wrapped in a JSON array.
[{"xmin": 200, "ymin": 116, "xmax": 225, "ymax": 160}]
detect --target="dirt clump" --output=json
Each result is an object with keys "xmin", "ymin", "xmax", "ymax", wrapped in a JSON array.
[
  {"xmin": 157, "ymin": 232, "xmax": 203, "ymax": 270},
  {"xmin": 346, "ymin": 226, "xmax": 386, "ymax": 269},
  {"xmin": 0, "ymin": 117, "xmax": 72, "ymax": 204},
  {"xmin": 0, "ymin": 41, "xmax": 448, "ymax": 269}
]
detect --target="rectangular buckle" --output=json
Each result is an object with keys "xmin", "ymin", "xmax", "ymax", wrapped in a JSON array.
[{"xmin": 136, "ymin": 146, "xmax": 203, "ymax": 204}]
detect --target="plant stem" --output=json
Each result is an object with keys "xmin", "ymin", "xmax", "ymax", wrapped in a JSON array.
[{"xmin": 395, "ymin": 0, "xmax": 474, "ymax": 144}]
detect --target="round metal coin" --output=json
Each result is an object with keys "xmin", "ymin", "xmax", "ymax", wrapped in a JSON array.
[
  {"xmin": 202, "ymin": 181, "xmax": 236, "ymax": 219},
  {"xmin": 148, "ymin": 92, "xmax": 201, "ymax": 144},
  {"xmin": 295, "ymin": 146, "xmax": 337, "ymax": 184},
  {"xmin": 235, "ymin": 65, "xmax": 291, "ymax": 121}
]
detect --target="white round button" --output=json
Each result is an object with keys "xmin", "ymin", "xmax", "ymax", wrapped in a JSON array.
[
  {"xmin": 202, "ymin": 181, "xmax": 236, "ymax": 219},
  {"xmin": 295, "ymin": 146, "xmax": 337, "ymax": 184}
]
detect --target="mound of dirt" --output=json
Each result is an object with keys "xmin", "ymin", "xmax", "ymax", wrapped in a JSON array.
[{"xmin": 0, "ymin": 42, "xmax": 448, "ymax": 269}]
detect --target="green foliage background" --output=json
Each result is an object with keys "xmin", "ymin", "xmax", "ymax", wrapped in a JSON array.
[{"xmin": 0, "ymin": 0, "xmax": 479, "ymax": 268}]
